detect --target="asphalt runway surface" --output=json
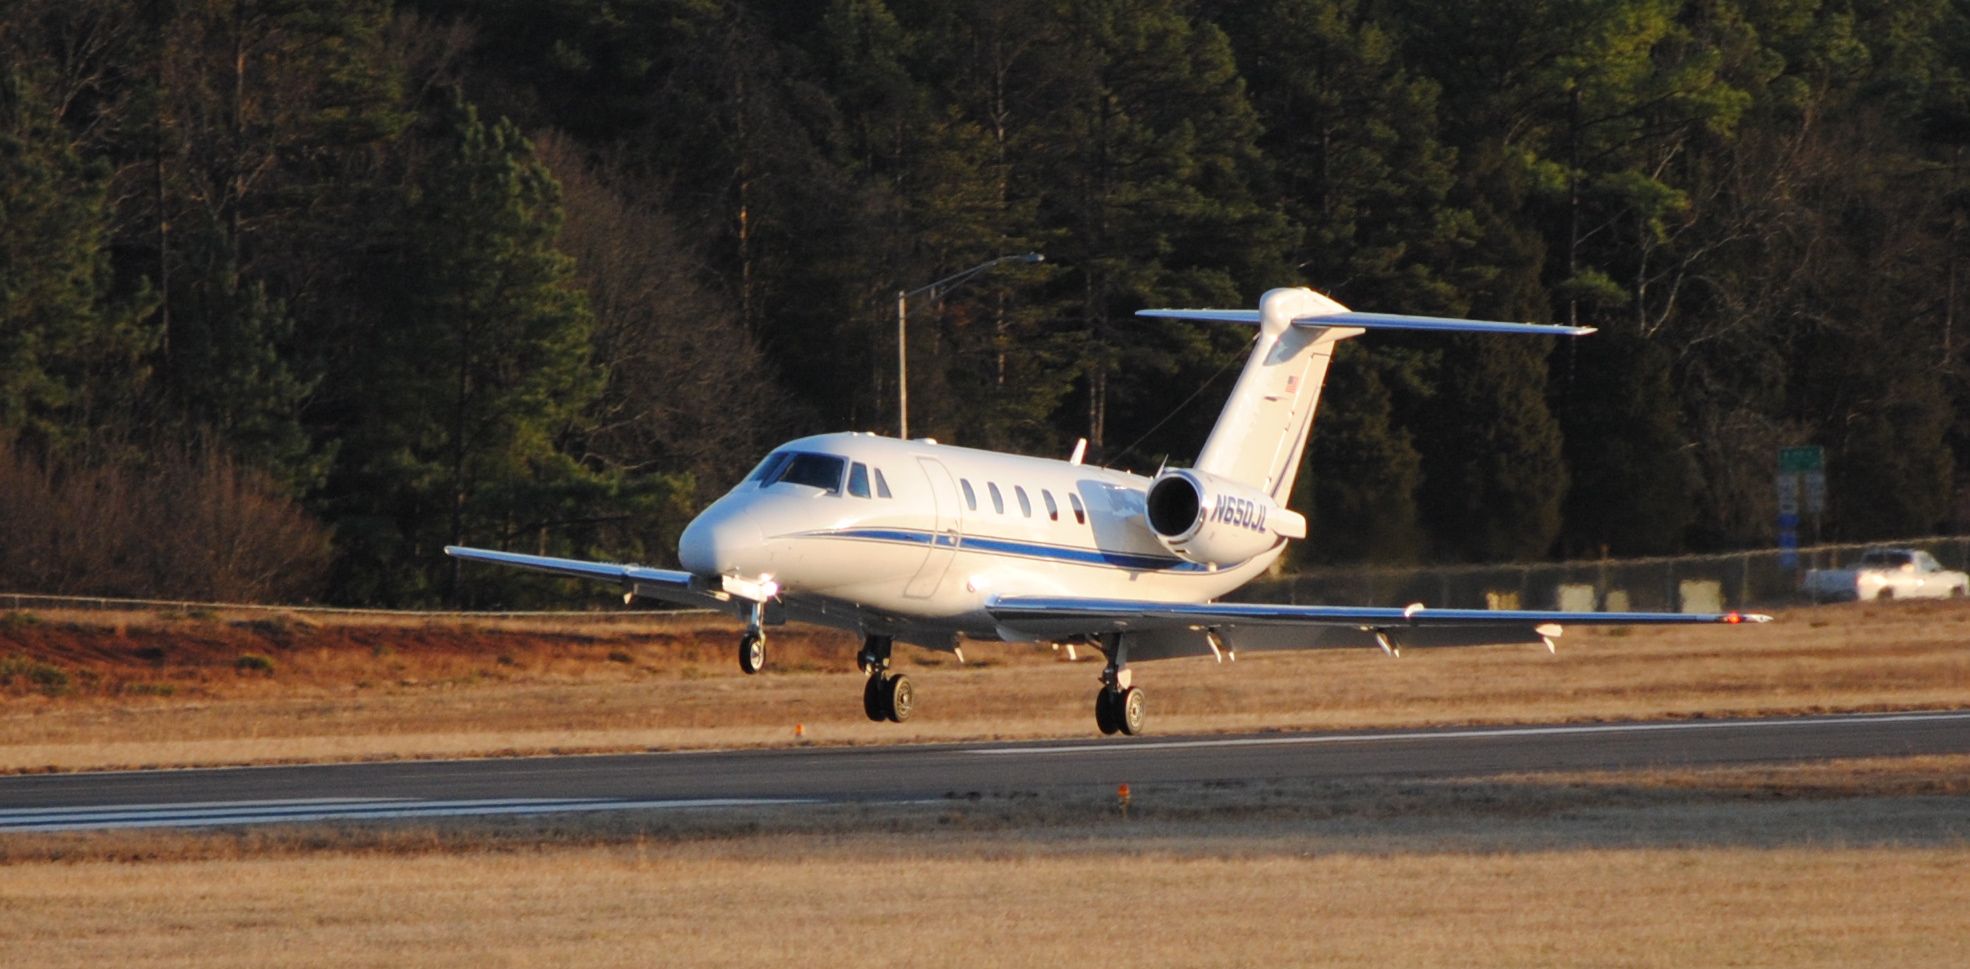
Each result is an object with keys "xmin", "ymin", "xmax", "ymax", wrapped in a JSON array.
[{"xmin": 4, "ymin": 710, "xmax": 1968, "ymax": 832}]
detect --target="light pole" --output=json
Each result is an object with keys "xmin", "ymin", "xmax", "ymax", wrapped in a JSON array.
[{"xmin": 896, "ymin": 252, "xmax": 1043, "ymax": 439}]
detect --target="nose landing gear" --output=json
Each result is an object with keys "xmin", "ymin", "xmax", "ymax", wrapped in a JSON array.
[
  {"xmin": 738, "ymin": 630, "xmax": 765, "ymax": 675},
  {"xmin": 858, "ymin": 634, "xmax": 913, "ymax": 723},
  {"xmin": 737, "ymin": 598, "xmax": 770, "ymax": 675}
]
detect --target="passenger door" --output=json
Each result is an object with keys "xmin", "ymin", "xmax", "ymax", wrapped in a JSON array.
[{"xmin": 905, "ymin": 457, "xmax": 961, "ymax": 598}]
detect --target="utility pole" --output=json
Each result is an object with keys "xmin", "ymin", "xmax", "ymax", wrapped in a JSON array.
[{"xmin": 895, "ymin": 252, "xmax": 1043, "ymax": 439}]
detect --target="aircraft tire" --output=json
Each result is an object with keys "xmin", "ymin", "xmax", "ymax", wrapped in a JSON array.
[
  {"xmin": 1118, "ymin": 686, "xmax": 1145, "ymax": 736},
  {"xmin": 739, "ymin": 631, "xmax": 765, "ymax": 675},
  {"xmin": 862, "ymin": 674, "xmax": 889, "ymax": 722},
  {"xmin": 884, "ymin": 674, "xmax": 914, "ymax": 723},
  {"xmin": 1094, "ymin": 689, "xmax": 1120, "ymax": 735}
]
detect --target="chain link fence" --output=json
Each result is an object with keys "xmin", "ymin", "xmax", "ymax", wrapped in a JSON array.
[
  {"xmin": 11, "ymin": 536, "xmax": 1970, "ymax": 618},
  {"xmin": 1240, "ymin": 535, "xmax": 1970, "ymax": 613},
  {"xmin": 0, "ymin": 592, "xmax": 709, "ymax": 621}
]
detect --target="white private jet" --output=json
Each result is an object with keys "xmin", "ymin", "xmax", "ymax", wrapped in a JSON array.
[{"xmin": 449, "ymin": 287, "xmax": 1770, "ymax": 735}]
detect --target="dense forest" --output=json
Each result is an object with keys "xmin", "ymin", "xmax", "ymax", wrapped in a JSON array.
[{"xmin": 3, "ymin": 0, "xmax": 1968, "ymax": 605}]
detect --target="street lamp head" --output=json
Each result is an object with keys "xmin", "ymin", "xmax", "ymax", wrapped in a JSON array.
[{"xmin": 1019, "ymin": 252, "xmax": 1045, "ymax": 264}]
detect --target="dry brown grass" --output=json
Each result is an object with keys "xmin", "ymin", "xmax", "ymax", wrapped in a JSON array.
[
  {"xmin": 3, "ymin": 757, "xmax": 1968, "ymax": 968},
  {"xmin": 8, "ymin": 847, "xmax": 1966, "ymax": 968},
  {"xmin": 2, "ymin": 599, "xmax": 1967, "ymax": 772}
]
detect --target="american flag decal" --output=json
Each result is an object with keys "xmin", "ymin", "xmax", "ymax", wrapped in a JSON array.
[{"xmin": 1285, "ymin": 374, "xmax": 1299, "ymax": 395}]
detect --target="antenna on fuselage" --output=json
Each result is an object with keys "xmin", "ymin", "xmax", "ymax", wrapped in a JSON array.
[{"xmin": 1069, "ymin": 438, "xmax": 1087, "ymax": 465}]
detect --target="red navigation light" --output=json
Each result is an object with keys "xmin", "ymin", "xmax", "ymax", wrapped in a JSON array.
[{"xmin": 1723, "ymin": 612, "xmax": 1743, "ymax": 624}]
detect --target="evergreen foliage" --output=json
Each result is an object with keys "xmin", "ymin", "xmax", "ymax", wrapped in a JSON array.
[
  {"xmin": 0, "ymin": 66, "xmax": 156, "ymax": 457},
  {"xmin": 4, "ymin": 0, "xmax": 1970, "ymax": 601},
  {"xmin": 326, "ymin": 93, "xmax": 601, "ymax": 604}
]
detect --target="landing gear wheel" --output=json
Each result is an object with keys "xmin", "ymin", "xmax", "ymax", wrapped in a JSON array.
[
  {"xmin": 863, "ymin": 674, "xmax": 889, "ymax": 722},
  {"xmin": 1094, "ymin": 689, "xmax": 1121, "ymax": 735},
  {"xmin": 883, "ymin": 674, "xmax": 914, "ymax": 723},
  {"xmin": 1117, "ymin": 686, "xmax": 1145, "ymax": 736},
  {"xmin": 738, "ymin": 631, "xmax": 765, "ymax": 675}
]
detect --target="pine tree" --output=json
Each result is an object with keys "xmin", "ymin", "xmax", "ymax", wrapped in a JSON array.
[
  {"xmin": 327, "ymin": 93, "xmax": 601, "ymax": 604},
  {"xmin": 1212, "ymin": 0, "xmax": 1469, "ymax": 310},
  {"xmin": 896, "ymin": 0, "xmax": 1072, "ymax": 452},
  {"xmin": 0, "ymin": 66, "xmax": 156, "ymax": 457},
  {"xmin": 1414, "ymin": 335, "xmax": 1567, "ymax": 562},
  {"xmin": 1027, "ymin": 0, "xmax": 1294, "ymax": 458},
  {"xmin": 1555, "ymin": 332, "xmax": 1696, "ymax": 555},
  {"xmin": 1298, "ymin": 343, "xmax": 1427, "ymax": 563},
  {"xmin": 140, "ymin": 0, "xmax": 405, "ymax": 486}
]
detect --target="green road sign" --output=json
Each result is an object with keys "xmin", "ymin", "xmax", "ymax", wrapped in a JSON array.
[{"xmin": 1779, "ymin": 446, "xmax": 1825, "ymax": 474}]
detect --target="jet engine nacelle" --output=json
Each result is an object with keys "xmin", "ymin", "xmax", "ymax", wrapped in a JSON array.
[{"xmin": 1143, "ymin": 469, "xmax": 1306, "ymax": 567}]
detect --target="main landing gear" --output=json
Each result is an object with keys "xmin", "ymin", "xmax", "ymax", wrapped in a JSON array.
[
  {"xmin": 1094, "ymin": 684, "xmax": 1144, "ymax": 736},
  {"xmin": 1093, "ymin": 633, "xmax": 1145, "ymax": 736},
  {"xmin": 858, "ymin": 634, "xmax": 913, "ymax": 723}
]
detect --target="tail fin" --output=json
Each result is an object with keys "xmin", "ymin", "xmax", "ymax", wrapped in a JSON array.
[{"xmin": 1137, "ymin": 287, "xmax": 1592, "ymax": 504}]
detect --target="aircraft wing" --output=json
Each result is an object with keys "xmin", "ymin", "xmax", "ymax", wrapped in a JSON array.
[
  {"xmin": 444, "ymin": 545, "xmax": 720, "ymax": 610},
  {"xmin": 986, "ymin": 596, "xmax": 1770, "ymax": 660},
  {"xmin": 444, "ymin": 546, "xmax": 962, "ymax": 650}
]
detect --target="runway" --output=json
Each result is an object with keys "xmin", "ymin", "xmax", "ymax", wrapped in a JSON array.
[{"xmin": 4, "ymin": 710, "xmax": 1968, "ymax": 832}]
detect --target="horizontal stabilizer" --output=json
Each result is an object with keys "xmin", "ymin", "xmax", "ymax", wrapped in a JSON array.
[
  {"xmin": 1135, "ymin": 309, "xmax": 1272, "ymax": 325},
  {"xmin": 1299, "ymin": 311, "xmax": 1594, "ymax": 336},
  {"xmin": 1134, "ymin": 307, "xmax": 1594, "ymax": 336}
]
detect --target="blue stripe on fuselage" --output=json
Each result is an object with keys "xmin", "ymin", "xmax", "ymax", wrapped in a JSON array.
[{"xmin": 792, "ymin": 527, "xmax": 1209, "ymax": 573}]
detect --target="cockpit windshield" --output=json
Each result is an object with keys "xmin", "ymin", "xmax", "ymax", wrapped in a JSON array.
[
  {"xmin": 762, "ymin": 451, "xmax": 846, "ymax": 493},
  {"xmin": 746, "ymin": 451, "xmax": 794, "ymax": 484}
]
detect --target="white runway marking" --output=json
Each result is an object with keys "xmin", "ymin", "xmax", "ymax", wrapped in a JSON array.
[
  {"xmin": 964, "ymin": 710, "xmax": 1970, "ymax": 756},
  {"xmin": 0, "ymin": 797, "xmax": 816, "ymax": 832}
]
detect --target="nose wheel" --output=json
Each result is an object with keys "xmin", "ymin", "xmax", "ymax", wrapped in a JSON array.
[
  {"xmin": 738, "ymin": 630, "xmax": 765, "ymax": 675},
  {"xmin": 857, "ymin": 634, "xmax": 912, "ymax": 722}
]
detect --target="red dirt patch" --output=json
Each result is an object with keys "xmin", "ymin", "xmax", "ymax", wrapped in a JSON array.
[{"xmin": 0, "ymin": 610, "xmax": 894, "ymax": 701}]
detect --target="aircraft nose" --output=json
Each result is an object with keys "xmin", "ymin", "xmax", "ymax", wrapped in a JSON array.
[{"xmin": 678, "ymin": 506, "xmax": 767, "ymax": 576}]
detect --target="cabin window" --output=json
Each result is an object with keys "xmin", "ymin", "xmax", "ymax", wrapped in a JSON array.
[
  {"xmin": 1069, "ymin": 493, "xmax": 1087, "ymax": 525},
  {"xmin": 746, "ymin": 451, "xmax": 793, "ymax": 485},
  {"xmin": 1015, "ymin": 486, "xmax": 1033, "ymax": 518},
  {"xmin": 1042, "ymin": 490, "xmax": 1059, "ymax": 521},
  {"xmin": 874, "ymin": 468, "xmax": 892, "ymax": 498},
  {"xmin": 988, "ymin": 482, "xmax": 1005, "ymax": 514},
  {"xmin": 847, "ymin": 462, "xmax": 872, "ymax": 498},
  {"xmin": 769, "ymin": 452, "xmax": 846, "ymax": 493},
  {"xmin": 961, "ymin": 479, "xmax": 978, "ymax": 511}
]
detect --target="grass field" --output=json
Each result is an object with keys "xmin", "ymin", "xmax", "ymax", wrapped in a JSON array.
[
  {"xmin": 3, "ymin": 594, "xmax": 1970, "ymax": 768},
  {"xmin": 2, "ymin": 599, "xmax": 1968, "ymax": 771},
  {"xmin": 3, "ymin": 757, "xmax": 1967, "ymax": 968},
  {"xmin": 4, "ymin": 604, "xmax": 1968, "ymax": 966}
]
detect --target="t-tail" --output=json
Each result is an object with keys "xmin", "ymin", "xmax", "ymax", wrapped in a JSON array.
[{"xmin": 1133, "ymin": 287, "xmax": 1590, "ymax": 568}]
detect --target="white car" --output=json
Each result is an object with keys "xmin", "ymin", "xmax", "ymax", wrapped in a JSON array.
[{"xmin": 1802, "ymin": 548, "xmax": 1969, "ymax": 602}]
